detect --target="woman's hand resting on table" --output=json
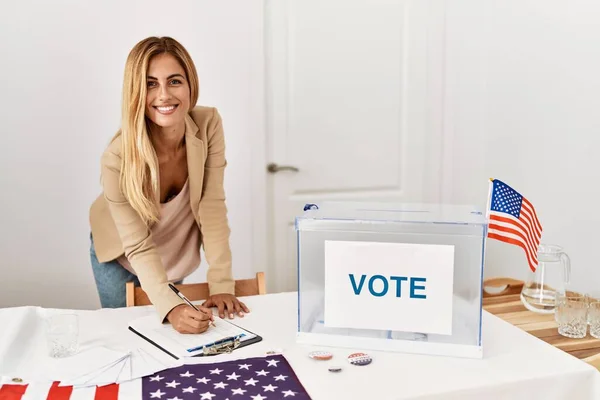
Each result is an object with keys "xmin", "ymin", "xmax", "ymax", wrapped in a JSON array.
[
  {"xmin": 202, "ymin": 294, "xmax": 250, "ymax": 319},
  {"xmin": 166, "ymin": 304, "xmax": 214, "ymax": 334}
]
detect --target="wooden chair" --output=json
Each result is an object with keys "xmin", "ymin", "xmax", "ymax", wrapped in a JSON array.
[{"xmin": 125, "ymin": 272, "xmax": 266, "ymax": 307}]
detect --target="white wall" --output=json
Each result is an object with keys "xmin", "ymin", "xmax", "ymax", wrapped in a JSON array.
[
  {"xmin": 3, "ymin": 0, "xmax": 598, "ymax": 309},
  {"xmin": 443, "ymin": 0, "xmax": 600, "ymax": 293},
  {"xmin": 0, "ymin": 0, "xmax": 265, "ymax": 309}
]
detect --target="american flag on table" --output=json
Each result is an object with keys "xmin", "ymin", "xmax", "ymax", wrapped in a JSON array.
[
  {"xmin": 0, "ymin": 354, "xmax": 311, "ymax": 400},
  {"xmin": 486, "ymin": 178, "xmax": 543, "ymax": 272}
]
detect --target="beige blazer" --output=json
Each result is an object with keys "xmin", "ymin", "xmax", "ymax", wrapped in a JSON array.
[{"xmin": 89, "ymin": 106, "xmax": 234, "ymax": 321}]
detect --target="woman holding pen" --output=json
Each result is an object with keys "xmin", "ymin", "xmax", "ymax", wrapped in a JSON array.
[{"xmin": 88, "ymin": 36, "xmax": 249, "ymax": 334}]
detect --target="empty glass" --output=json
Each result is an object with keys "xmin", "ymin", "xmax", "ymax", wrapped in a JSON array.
[
  {"xmin": 46, "ymin": 313, "xmax": 79, "ymax": 358},
  {"xmin": 588, "ymin": 301, "xmax": 600, "ymax": 339},
  {"xmin": 555, "ymin": 294, "xmax": 587, "ymax": 339}
]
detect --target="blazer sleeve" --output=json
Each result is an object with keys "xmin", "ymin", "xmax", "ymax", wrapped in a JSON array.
[
  {"xmin": 200, "ymin": 108, "xmax": 235, "ymax": 295},
  {"xmin": 100, "ymin": 149, "xmax": 185, "ymax": 322}
]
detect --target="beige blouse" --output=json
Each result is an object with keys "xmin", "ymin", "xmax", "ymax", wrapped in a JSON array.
[{"xmin": 117, "ymin": 179, "xmax": 201, "ymax": 282}]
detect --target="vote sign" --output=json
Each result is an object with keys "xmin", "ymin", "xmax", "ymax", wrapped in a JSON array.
[{"xmin": 324, "ymin": 240, "xmax": 455, "ymax": 335}]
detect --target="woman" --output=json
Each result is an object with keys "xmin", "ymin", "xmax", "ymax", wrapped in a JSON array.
[{"xmin": 89, "ymin": 36, "xmax": 249, "ymax": 334}]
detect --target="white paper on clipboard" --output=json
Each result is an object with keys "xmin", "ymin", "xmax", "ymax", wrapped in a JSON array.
[{"xmin": 128, "ymin": 314, "xmax": 258, "ymax": 358}]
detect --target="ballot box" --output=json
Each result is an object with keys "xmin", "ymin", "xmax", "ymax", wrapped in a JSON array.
[{"xmin": 295, "ymin": 201, "xmax": 488, "ymax": 359}]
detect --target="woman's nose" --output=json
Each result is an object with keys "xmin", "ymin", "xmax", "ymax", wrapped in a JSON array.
[{"xmin": 158, "ymin": 84, "xmax": 172, "ymax": 101}]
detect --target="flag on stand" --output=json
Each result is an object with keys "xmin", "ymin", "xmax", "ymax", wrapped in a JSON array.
[
  {"xmin": 0, "ymin": 354, "xmax": 311, "ymax": 400},
  {"xmin": 486, "ymin": 178, "xmax": 543, "ymax": 272}
]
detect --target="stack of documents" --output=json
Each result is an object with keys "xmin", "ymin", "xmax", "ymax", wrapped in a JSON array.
[{"xmin": 43, "ymin": 345, "xmax": 180, "ymax": 387}]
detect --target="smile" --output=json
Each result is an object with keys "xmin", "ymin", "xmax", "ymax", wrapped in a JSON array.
[{"xmin": 153, "ymin": 105, "xmax": 178, "ymax": 115}]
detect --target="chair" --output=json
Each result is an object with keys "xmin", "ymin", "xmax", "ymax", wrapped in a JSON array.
[{"xmin": 125, "ymin": 272, "xmax": 266, "ymax": 307}]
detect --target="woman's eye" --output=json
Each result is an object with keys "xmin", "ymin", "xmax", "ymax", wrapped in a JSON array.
[
  {"xmin": 170, "ymin": 79, "xmax": 182, "ymax": 85},
  {"xmin": 147, "ymin": 81, "xmax": 157, "ymax": 88}
]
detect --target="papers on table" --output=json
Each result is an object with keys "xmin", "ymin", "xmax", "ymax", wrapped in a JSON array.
[
  {"xmin": 51, "ymin": 345, "xmax": 180, "ymax": 387},
  {"xmin": 128, "ymin": 314, "xmax": 258, "ymax": 358},
  {"xmin": 0, "ymin": 307, "xmax": 184, "ymax": 387}
]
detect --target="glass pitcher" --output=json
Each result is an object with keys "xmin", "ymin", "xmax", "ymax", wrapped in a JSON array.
[{"xmin": 520, "ymin": 244, "xmax": 571, "ymax": 314}]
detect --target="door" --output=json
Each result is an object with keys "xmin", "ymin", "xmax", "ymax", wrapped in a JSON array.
[{"xmin": 265, "ymin": 0, "xmax": 446, "ymax": 293}]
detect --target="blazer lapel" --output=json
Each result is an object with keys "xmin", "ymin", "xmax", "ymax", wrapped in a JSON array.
[{"xmin": 184, "ymin": 114, "xmax": 205, "ymax": 219}]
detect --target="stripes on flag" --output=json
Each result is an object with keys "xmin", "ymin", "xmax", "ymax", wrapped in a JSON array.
[
  {"xmin": 0, "ymin": 383, "xmax": 28, "ymax": 400},
  {"xmin": 487, "ymin": 178, "xmax": 543, "ymax": 272},
  {"xmin": 0, "ymin": 380, "xmax": 136, "ymax": 400}
]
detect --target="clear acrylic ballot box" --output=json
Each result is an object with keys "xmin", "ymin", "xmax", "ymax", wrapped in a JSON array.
[{"xmin": 295, "ymin": 201, "xmax": 487, "ymax": 359}]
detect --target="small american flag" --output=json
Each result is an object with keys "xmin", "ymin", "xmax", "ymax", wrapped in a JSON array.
[
  {"xmin": 486, "ymin": 178, "xmax": 543, "ymax": 272},
  {"xmin": 0, "ymin": 355, "xmax": 311, "ymax": 400}
]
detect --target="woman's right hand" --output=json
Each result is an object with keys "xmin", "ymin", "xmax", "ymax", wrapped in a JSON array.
[{"xmin": 166, "ymin": 304, "xmax": 214, "ymax": 334}]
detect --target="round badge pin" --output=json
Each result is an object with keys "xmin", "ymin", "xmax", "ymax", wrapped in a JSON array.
[
  {"xmin": 347, "ymin": 352, "xmax": 372, "ymax": 366},
  {"xmin": 309, "ymin": 350, "xmax": 333, "ymax": 361},
  {"xmin": 266, "ymin": 348, "xmax": 283, "ymax": 355},
  {"xmin": 328, "ymin": 366, "xmax": 342, "ymax": 373}
]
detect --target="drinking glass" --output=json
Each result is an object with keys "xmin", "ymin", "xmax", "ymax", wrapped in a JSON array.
[
  {"xmin": 555, "ymin": 293, "xmax": 587, "ymax": 339},
  {"xmin": 46, "ymin": 313, "xmax": 79, "ymax": 358},
  {"xmin": 588, "ymin": 301, "xmax": 600, "ymax": 339}
]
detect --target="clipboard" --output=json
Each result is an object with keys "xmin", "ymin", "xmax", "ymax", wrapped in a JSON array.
[{"xmin": 128, "ymin": 315, "xmax": 263, "ymax": 360}]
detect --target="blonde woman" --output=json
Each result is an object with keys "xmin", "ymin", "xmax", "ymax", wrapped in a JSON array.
[{"xmin": 89, "ymin": 36, "xmax": 249, "ymax": 334}]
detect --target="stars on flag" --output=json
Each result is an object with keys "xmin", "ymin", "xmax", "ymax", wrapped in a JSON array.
[
  {"xmin": 165, "ymin": 380, "xmax": 180, "ymax": 388},
  {"xmin": 263, "ymin": 384, "xmax": 277, "ymax": 392},
  {"xmin": 143, "ymin": 355, "xmax": 310, "ymax": 399},
  {"xmin": 232, "ymin": 387, "xmax": 247, "ymax": 395},
  {"xmin": 266, "ymin": 359, "xmax": 280, "ymax": 367},
  {"xmin": 149, "ymin": 388, "xmax": 165, "ymax": 398},
  {"xmin": 213, "ymin": 381, "xmax": 228, "ymax": 389},
  {"xmin": 227, "ymin": 372, "xmax": 241, "ymax": 380},
  {"xmin": 245, "ymin": 378, "xmax": 259, "ymax": 386}
]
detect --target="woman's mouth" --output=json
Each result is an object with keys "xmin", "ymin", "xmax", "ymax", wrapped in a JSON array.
[{"xmin": 153, "ymin": 104, "xmax": 178, "ymax": 115}]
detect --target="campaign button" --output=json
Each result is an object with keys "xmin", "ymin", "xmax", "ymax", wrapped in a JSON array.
[
  {"xmin": 309, "ymin": 351, "xmax": 333, "ymax": 360},
  {"xmin": 328, "ymin": 366, "xmax": 342, "ymax": 373},
  {"xmin": 347, "ymin": 352, "xmax": 372, "ymax": 366},
  {"xmin": 266, "ymin": 348, "xmax": 283, "ymax": 355}
]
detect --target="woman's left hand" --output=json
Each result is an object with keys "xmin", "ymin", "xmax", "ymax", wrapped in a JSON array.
[{"xmin": 202, "ymin": 294, "xmax": 250, "ymax": 319}]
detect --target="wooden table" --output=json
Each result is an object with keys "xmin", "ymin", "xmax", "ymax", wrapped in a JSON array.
[{"xmin": 483, "ymin": 278, "xmax": 600, "ymax": 369}]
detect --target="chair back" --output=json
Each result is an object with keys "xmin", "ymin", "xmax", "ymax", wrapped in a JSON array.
[{"xmin": 126, "ymin": 272, "xmax": 266, "ymax": 307}]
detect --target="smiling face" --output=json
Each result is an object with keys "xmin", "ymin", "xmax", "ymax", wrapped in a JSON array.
[{"xmin": 145, "ymin": 53, "xmax": 191, "ymax": 129}]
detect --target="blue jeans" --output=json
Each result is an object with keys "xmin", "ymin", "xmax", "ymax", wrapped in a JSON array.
[
  {"xmin": 90, "ymin": 234, "xmax": 183, "ymax": 308},
  {"xmin": 90, "ymin": 235, "xmax": 141, "ymax": 308}
]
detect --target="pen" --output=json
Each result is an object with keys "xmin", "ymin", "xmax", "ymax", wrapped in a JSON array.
[{"xmin": 168, "ymin": 283, "xmax": 216, "ymax": 328}]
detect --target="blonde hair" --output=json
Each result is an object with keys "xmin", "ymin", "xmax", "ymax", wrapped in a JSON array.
[{"xmin": 112, "ymin": 36, "xmax": 199, "ymax": 225}]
